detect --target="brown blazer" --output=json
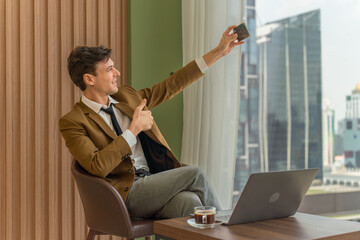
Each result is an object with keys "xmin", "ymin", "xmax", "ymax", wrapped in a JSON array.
[{"xmin": 59, "ymin": 61, "xmax": 204, "ymax": 201}]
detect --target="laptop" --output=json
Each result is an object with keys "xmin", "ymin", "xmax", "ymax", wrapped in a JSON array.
[{"xmin": 217, "ymin": 168, "xmax": 319, "ymax": 225}]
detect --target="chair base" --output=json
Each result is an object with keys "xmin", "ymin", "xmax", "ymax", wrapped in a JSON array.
[{"xmin": 87, "ymin": 229, "xmax": 97, "ymax": 240}]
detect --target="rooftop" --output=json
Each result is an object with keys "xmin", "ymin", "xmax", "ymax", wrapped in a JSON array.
[{"xmin": 353, "ymin": 81, "xmax": 360, "ymax": 93}]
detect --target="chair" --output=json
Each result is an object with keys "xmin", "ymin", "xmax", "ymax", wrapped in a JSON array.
[{"xmin": 71, "ymin": 160, "xmax": 155, "ymax": 240}]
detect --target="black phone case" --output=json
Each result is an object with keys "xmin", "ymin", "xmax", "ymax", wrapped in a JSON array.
[{"xmin": 234, "ymin": 23, "xmax": 250, "ymax": 41}]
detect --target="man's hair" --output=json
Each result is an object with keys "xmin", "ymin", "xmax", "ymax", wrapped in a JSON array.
[{"xmin": 67, "ymin": 46, "xmax": 112, "ymax": 91}]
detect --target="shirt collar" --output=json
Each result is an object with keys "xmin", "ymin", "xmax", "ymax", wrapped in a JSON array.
[{"xmin": 81, "ymin": 94, "xmax": 119, "ymax": 113}]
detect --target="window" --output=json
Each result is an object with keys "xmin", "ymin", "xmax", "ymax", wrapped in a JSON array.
[
  {"xmin": 247, "ymin": 0, "xmax": 255, "ymax": 7},
  {"xmin": 247, "ymin": 9, "xmax": 255, "ymax": 18},
  {"xmin": 356, "ymin": 151, "xmax": 360, "ymax": 167},
  {"xmin": 234, "ymin": 0, "xmax": 360, "ymax": 221},
  {"xmin": 345, "ymin": 151, "xmax": 354, "ymax": 158}
]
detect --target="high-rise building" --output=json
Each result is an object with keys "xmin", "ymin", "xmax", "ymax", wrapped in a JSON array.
[
  {"xmin": 257, "ymin": 10, "xmax": 323, "ymax": 177},
  {"xmin": 335, "ymin": 120, "xmax": 345, "ymax": 156},
  {"xmin": 322, "ymin": 99, "xmax": 335, "ymax": 168},
  {"xmin": 343, "ymin": 82, "xmax": 360, "ymax": 167},
  {"xmin": 233, "ymin": 0, "xmax": 259, "ymax": 203}
]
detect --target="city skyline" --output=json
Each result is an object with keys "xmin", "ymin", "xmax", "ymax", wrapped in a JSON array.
[{"xmin": 256, "ymin": 0, "xmax": 360, "ymax": 129}]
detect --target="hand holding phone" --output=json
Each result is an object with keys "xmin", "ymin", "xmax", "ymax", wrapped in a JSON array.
[{"xmin": 233, "ymin": 23, "xmax": 250, "ymax": 42}]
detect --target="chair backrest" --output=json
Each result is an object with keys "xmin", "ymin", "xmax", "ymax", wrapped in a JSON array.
[{"xmin": 71, "ymin": 160, "xmax": 133, "ymax": 237}]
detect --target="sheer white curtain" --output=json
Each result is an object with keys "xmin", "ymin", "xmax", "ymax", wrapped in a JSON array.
[{"xmin": 181, "ymin": 0, "xmax": 244, "ymax": 209}]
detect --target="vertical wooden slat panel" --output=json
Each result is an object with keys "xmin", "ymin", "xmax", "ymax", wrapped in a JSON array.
[
  {"xmin": 73, "ymin": 0, "xmax": 80, "ymax": 47},
  {"xmin": 120, "ymin": 0, "xmax": 128, "ymax": 85},
  {"xmin": 39, "ymin": 1, "xmax": 49, "ymax": 239},
  {"xmin": 48, "ymin": 0, "xmax": 58, "ymax": 238},
  {"xmin": 41, "ymin": 1, "xmax": 50, "ymax": 239},
  {"xmin": 0, "ymin": 0, "xmax": 6, "ymax": 238},
  {"xmin": 34, "ymin": 0, "xmax": 43, "ymax": 237},
  {"xmin": 98, "ymin": 0, "xmax": 110, "ymax": 47},
  {"xmin": 4, "ymin": 2, "xmax": 14, "ymax": 240},
  {"xmin": 10, "ymin": 1, "xmax": 21, "ymax": 240},
  {"xmin": 20, "ymin": 0, "xmax": 32, "ymax": 238},
  {"xmin": 98, "ymin": 0, "xmax": 103, "ymax": 45},
  {"xmin": 1, "ymin": 1, "xmax": 128, "ymax": 239},
  {"xmin": 24, "ymin": 0, "xmax": 36, "ymax": 238},
  {"xmin": 110, "ymin": 0, "xmax": 116, "ymax": 59},
  {"xmin": 19, "ymin": 0, "xmax": 27, "ymax": 238},
  {"xmin": 86, "ymin": 0, "xmax": 96, "ymax": 46}
]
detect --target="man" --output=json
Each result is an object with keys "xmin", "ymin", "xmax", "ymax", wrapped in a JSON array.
[{"xmin": 59, "ymin": 26, "xmax": 243, "ymax": 219}]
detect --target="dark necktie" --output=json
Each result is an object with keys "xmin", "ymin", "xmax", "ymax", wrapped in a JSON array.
[{"xmin": 101, "ymin": 103, "xmax": 123, "ymax": 136}]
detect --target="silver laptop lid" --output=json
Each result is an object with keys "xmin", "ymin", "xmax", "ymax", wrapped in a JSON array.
[{"xmin": 226, "ymin": 168, "xmax": 319, "ymax": 225}]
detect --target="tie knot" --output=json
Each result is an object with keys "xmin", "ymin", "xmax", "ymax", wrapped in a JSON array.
[{"xmin": 101, "ymin": 103, "xmax": 115, "ymax": 115}]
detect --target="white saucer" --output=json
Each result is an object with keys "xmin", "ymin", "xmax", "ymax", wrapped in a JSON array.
[{"xmin": 187, "ymin": 218, "xmax": 223, "ymax": 229}]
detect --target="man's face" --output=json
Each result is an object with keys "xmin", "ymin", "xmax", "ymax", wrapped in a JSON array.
[{"xmin": 91, "ymin": 58, "xmax": 120, "ymax": 96}]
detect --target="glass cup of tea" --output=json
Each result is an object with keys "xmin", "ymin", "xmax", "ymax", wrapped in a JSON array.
[{"xmin": 194, "ymin": 206, "xmax": 216, "ymax": 224}]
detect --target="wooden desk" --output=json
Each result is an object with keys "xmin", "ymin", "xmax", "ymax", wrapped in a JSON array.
[{"xmin": 154, "ymin": 212, "xmax": 360, "ymax": 239}]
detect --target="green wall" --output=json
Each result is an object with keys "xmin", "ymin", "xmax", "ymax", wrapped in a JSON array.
[{"xmin": 128, "ymin": 0, "xmax": 183, "ymax": 159}]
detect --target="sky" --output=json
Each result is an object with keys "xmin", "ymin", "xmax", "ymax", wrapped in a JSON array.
[{"xmin": 256, "ymin": 0, "xmax": 360, "ymax": 128}]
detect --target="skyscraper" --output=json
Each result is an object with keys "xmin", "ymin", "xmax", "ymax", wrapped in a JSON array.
[
  {"xmin": 233, "ymin": 0, "xmax": 259, "ymax": 202},
  {"xmin": 322, "ymin": 99, "xmax": 335, "ymax": 168},
  {"xmin": 343, "ymin": 82, "xmax": 360, "ymax": 167},
  {"xmin": 257, "ymin": 10, "xmax": 323, "ymax": 178}
]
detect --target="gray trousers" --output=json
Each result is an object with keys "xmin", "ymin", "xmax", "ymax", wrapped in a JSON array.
[{"xmin": 125, "ymin": 166, "xmax": 221, "ymax": 219}]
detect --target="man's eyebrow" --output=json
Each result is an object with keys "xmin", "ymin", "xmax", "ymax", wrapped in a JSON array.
[{"xmin": 106, "ymin": 65, "xmax": 114, "ymax": 71}]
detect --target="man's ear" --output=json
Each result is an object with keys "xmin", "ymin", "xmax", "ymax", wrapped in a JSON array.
[{"xmin": 83, "ymin": 73, "xmax": 95, "ymax": 86}]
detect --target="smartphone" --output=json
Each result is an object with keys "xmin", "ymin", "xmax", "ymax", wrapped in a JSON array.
[{"xmin": 233, "ymin": 23, "xmax": 250, "ymax": 42}]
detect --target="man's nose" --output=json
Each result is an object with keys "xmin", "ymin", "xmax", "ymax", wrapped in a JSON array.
[{"xmin": 114, "ymin": 68, "xmax": 121, "ymax": 77}]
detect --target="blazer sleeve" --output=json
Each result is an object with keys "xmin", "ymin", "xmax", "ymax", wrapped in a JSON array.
[
  {"xmin": 138, "ymin": 60, "xmax": 204, "ymax": 109},
  {"xmin": 59, "ymin": 115, "xmax": 132, "ymax": 178}
]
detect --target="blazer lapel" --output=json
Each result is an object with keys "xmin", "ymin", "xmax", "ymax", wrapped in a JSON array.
[
  {"xmin": 78, "ymin": 102, "xmax": 117, "ymax": 140},
  {"xmin": 113, "ymin": 102, "xmax": 134, "ymax": 119}
]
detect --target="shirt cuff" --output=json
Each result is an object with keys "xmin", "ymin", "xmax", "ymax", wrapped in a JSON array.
[
  {"xmin": 122, "ymin": 129, "xmax": 137, "ymax": 148},
  {"xmin": 195, "ymin": 57, "xmax": 208, "ymax": 74}
]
